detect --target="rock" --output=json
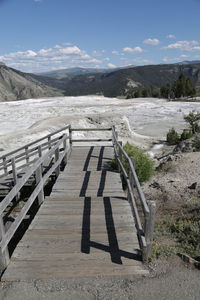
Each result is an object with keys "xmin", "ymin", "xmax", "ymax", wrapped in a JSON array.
[
  {"xmin": 173, "ymin": 133, "xmax": 200, "ymax": 153},
  {"xmin": 167, "ymin": 155, "xmax": 173, "ymax": 161},
  {"xmin": 150, "ymin": 181, "xmax": 161, "ymax": 189},
  {"xmin": 188, "ymin": 182, "xmax": 197, "ymax": 190}
]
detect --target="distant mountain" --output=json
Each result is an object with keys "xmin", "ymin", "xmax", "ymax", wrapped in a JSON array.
[
  {"xmin": 177, "ymin": 60, "xmax": 200, "ymax": 65},
  {"xmin": 1, "ymin": 62, "xmax": 200, "ymax": 101},
  {"xmin": 0, "ymin": 64, "xmax": 64, "ymax": 102},
  {"xmin": 32, "ymin": 63, "xmax": 200, "ymax": 97},
  {"xmin": 36, "ymin": 67, "xmax": 115, "ymax": 79},
  {"xmin": 36, "ymin": 66, "xmax": 136, "ymax": 79}
]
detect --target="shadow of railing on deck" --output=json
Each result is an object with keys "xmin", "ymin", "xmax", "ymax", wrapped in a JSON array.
[{"xmin": 80, "ymin": 146, "xmax": 141, "ymax": 264}]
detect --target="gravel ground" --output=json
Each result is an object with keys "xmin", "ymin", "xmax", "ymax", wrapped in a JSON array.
[
  {"xmin": 0, "ymin": 258, "xmax": 199, "ymax": 300},
  {"xmin": 143, "ymin": 151, "xmax": 200, "ymax": 208}
]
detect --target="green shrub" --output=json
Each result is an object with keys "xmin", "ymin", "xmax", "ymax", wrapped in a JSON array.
[
  {"xmin": 166, "ymin": 127, "xmax": 180, "ymax": 145},
  {"xmin": 123, "ymin": 142, "xmax": 154, "ymax": 183},
  {"xmin": 180, "ymin": 129, "xmax": 193, "ymax": 141},
  {"xmin": 193, "ymin": 136, "xmax": 200, "ymax": 151}
]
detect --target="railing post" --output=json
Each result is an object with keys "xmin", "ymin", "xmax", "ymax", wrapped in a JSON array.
[
  {"xmin": 63, "ymin": 135, "xmax": 68, "ymax": 165},
  {"xmin": 11, "ymin": 158, "xmax": 20, "ymax": 201},
  {"xmin": 118, "ymin": 141, "xmax": 123, "ymax": 173},
  {"xmin": 3, "ymin": 157, "xmax": 8, "ymax": 175},
  {"xmin": 69, "ymin": 125, "xmax": 72, "ymax": 147},
  {"xmin": 144, "ymin": 200, "xmax": 156, "ymax": 260},
  {"xmin": 48, "ymin": 136, "xmax": 51, "ymax": 150},
  {"xmin": 118, "ymin": 141, "xmax": 122, "ymax": 161},
  {"xmin": 129, "ymin": 160, "xmax": 134, "ymax": 191},
  {"xmin": 11, "ymin": 158, "xmax": 17, "ymax": 186},
  {"xmin": 25, "ymin": 146, "xmax": 29, "ymax": 164},
  {"xmin": 38, "ymin": 145, "xmax": 43, "ymax": 170},
  {"xmin": 55, "ymin": 148, "xmax": 60, "ymax": 177},
  {"xmin": 35, "ymin": 164, "xmax": 44, "ymax": 206},
  {"xmin": 0, "ymin": 216, "xmax": 9, "ymax": 274}
]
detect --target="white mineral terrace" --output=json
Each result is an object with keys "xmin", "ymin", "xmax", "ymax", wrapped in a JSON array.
[{"xmin": 0, "ymin": 96, "xmax": 200, "ymax": 156}]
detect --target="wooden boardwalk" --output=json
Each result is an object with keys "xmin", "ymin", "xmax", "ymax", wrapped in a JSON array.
[{"xmin": 2, "ymin": 146, "xmax": 148, "ymax": 280}]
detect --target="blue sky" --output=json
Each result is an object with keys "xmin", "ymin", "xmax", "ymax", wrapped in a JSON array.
[{"xmin": 0, "ymin": 0, "xmax": 200, "ymax": 72}]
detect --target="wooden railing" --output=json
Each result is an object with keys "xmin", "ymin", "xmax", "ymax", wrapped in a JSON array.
[
  {"xmin": 70, "ymin": 127, "xmax": 112, "ymax": 143},
  {"xmin": 0, "ymin": 131, "xmax": 71, "ymax": 272},
  {"xmin": 112, "ymin": 126, "xmax": 155, "ymax": 261},
  {"xmin": 0, "ymin": 125, "xmax": 70, "ymax": 179},
  {"xmin": 0, "ymin": 124, "xmax": 155, "ymax": 273}
]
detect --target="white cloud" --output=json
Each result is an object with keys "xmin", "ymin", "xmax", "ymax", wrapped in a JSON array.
[
  {"xmin": 92, "ymin": 50, "xmax": 105, "ymax": 57},
  {"xmin": 143, "ymin": 38, "xmax": 160, "ymax": 45},
  {"xmin": 123, "ymin": 46, "xmax": 144, "ymax": 54},
  {"xmin": 162, "ymin": 55, "xmax": 191, "ymax": 63},
  {"xmin": 163, "ymin": 40, "xmax": 200, "ymax": 51},
  {"xmin": 0, "ymin": 44, "xmax": 103, "ymax": 72},
  {"xmin": 180, "ymin": 54, "xmax": 189, "ymax": 58},
  {"xmin": 112, "ymin": 50, "xmax": 121, "ymax": 55},
  {"xmin": 166, "ymin": 34, "xmax": 176, "ymax": 39},
  {"xmin": 107, "ymin": 63, "xmax": 116, "ymax": 68},
  {"xmin": 120, "ymin": 57, "xmax": 152, "ymax": 65},
  {"xmin": 59, "ymin": 46, "xmax": 82, "ymax": 55}
]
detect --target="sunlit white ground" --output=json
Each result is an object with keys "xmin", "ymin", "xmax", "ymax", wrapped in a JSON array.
[{"xmin": 0, "ymin": 96, "xmax": 200, "ymax": 156}]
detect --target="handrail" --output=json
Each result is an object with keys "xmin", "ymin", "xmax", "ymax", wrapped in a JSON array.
[
  {"xmin": 70, "ymin": 127, "xmax": 112, "ymax": 143},
  {"xmin": 112, "ymin": 126, "xmax": 155, "ymax": 261},
  {"xmin": 0, "ymin": 133, "xmax": 70, "ymax": 269},
  {"xmin": 0, "ymin": 124, "xmax": 155, "ymax": 273},
  {"xmin": 0, "ymin": 125, "xmax": 70, "ymax": 161},
  {"xmin": 0, "ymin": 126, "xmax": 70, "ymax": 178}
]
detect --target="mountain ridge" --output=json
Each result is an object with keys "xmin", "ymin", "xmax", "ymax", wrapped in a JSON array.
[
  {"xmin": 1, "ymin": 61, "xmax": 200, "ymax": 101},
  {"xmin": 32, "ymin": 62, "xmax": 200, "ymax": 97},
  {"xmin": 0, "ymin": 64, "xmax": 64, "ymax": 102}
]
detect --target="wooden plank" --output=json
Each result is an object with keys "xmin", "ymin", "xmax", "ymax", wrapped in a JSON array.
[{"xmin": 2, "ymin": 262, "xmax": 148, "ymax": 281}]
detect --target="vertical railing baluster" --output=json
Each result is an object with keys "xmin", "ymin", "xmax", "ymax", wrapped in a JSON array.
[
  {"xmin": 38, "ymin": 145, "xmax": 43, "ymax": 170},
  {"xmin": 48, "ymin": 136, "xmax": 51, "ymax": 150},
  {"xmin": 35, "ymin": 164, "xmax": 44, "ymax": 206},
  {"xmin": 0, "ymin": 216, "xmax": 10, "ymax": 273},
  {"xmin": 3, "ymin": 157, "xmax": 8, "ymax": 175},
  {"xmin": 11, "ymin": 158, "xmax": 20, "ymax": 201},
  {"xmin": 11, "ymin": 158, "xmax": 17, "ymax": 186},
  {"xmin": 69, "ymin": 125, "xmax": 72, "ymax": 148},
  {"xmin": 25, "ymin": 146, "xmax": 29, "ymax": 164},
  {"xmin": 145, "ymin": 201, "xmax": 156, "ymax": 259},
  {"xmin": 55, "ymin": 148, "xmax": 60, "ymax": 177},
  {"xmin": 63, "ymin": 135, "xmax": 68, "ymax": 165}
]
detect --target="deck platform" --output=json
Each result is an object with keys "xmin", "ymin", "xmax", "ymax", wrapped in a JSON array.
[{"xmin": 2, "ymin": 146, "xmax": 148, "ymax": 280}]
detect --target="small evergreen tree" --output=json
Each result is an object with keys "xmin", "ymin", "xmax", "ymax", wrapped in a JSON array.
[
  {"xmin": 180, "ymin": 129, "xmax": 193, "ymax": 141},
  {"xmin": 134, "ymin": 90, "xmax": 140, "ymax": 98},
  {"xmin": 166, "ymin": 128, "xmax": 180, "ymax": 144},
  {"xmin": 184, "ymin": 112, "xmax": 200, "ymax": 134}
]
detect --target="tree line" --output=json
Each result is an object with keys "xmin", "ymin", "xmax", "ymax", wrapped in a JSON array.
[{"xmin": 126, "ymin": 73, "xmax": 196, "ymax": 99}]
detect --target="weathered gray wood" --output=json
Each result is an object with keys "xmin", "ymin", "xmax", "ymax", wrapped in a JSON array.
[
  {"xmin": 3, "ymin": 157, "xmax": 8, "ymax": 175},
  {"xmin": 69, "ymin": 125, "xmax": 72, "ymax": 146},
  {"xmin": 71, "ymin": 139, "xmax": 112, "ymax": 142},
  {"xmin": 71, "ymin": 128, "xmax": 112, "ymax": 131},
  {"xmin": 0, "ymin": 217, "xmax": 9, "ymax": 273},
  {"xmin": 35, "ymin": 165, "xmax": 44, "ymax": 206},
  {"xmin": 0, "ymin": 135, "xmax": 67, "ymax": 215},
  {"xmin": 55, "ymin": 148, "xmax": 60, "ymax": 177},
  {"xmin": 11, "ymin": 158, "xmax": 18, "ymax": 186},
  {"xmin": 0, "ymin": 126, "xmax": 70, "ymax": 160},
  {"xmin": 25, "ymin": 146, "xmax": 29, "ymax": 164},
  {"xmin": 144, "ymin": 200, "xmax": 156, "ymax": 260},
  {"xmin": 2, "ymin": 145, "xmax": 148, "ymax": 280},
  {"xmin": 112, "ymin": 126, "xmax": 154, "ymax": 261}
]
